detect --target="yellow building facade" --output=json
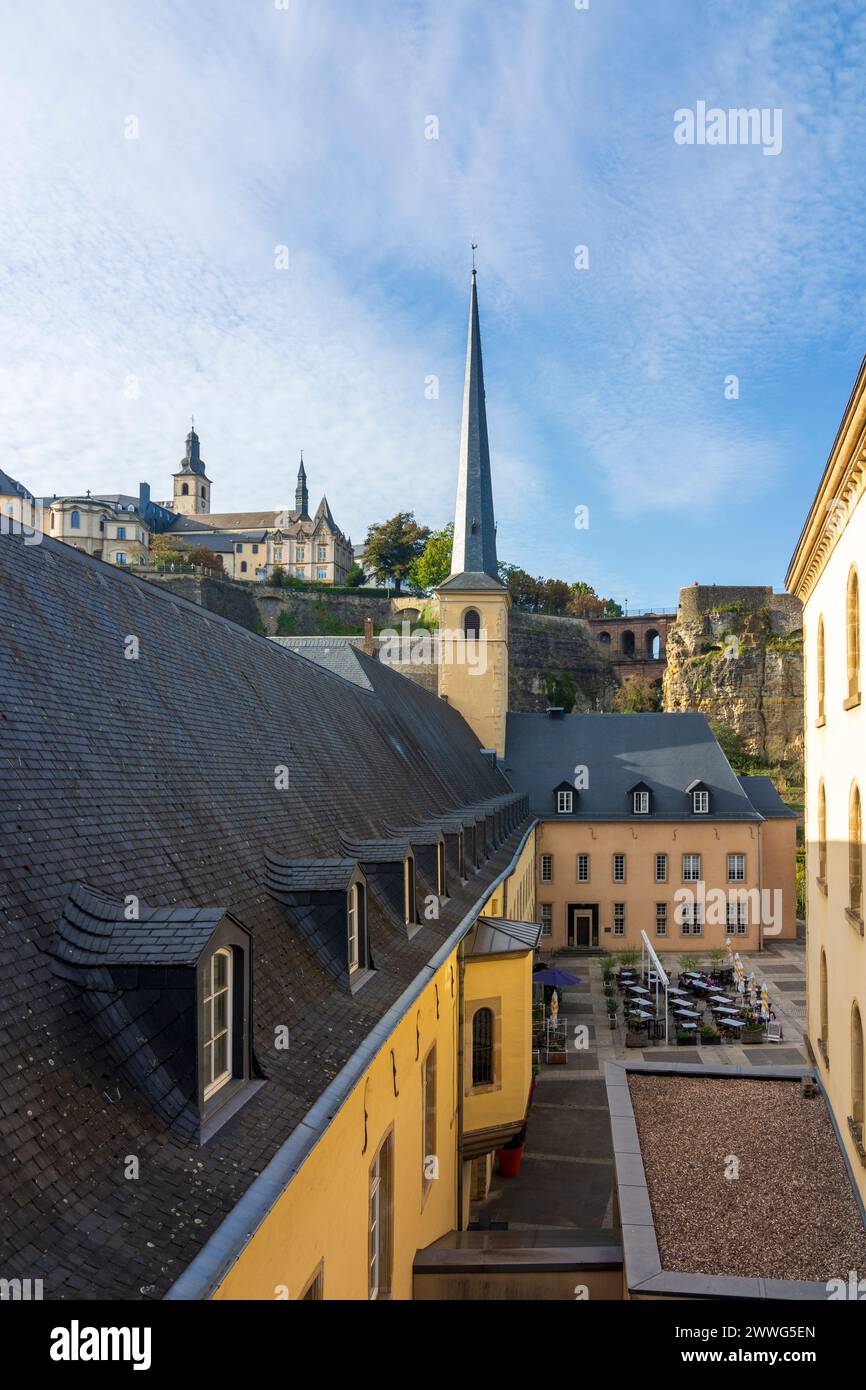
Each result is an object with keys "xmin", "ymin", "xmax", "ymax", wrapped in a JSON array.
[
  {"xmin": 213, "ymin": 829, "xmax": 537, "ymax": 1301},
  {"xmin": 787, "ymin": 353, "xmax": 866, "ymax": 1197}
]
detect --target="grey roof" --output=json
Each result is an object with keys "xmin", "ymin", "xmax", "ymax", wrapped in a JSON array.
[
  {"xmin": 0, "ymin": 468, "xmax": 34, "ymax": 500},
  {"xmin": 464, "ymin": 916, "xmax": 542, "ymax": 957},
  {"xmin": 737, "ymin": 775, "xmax": 798, "ymax": 819},
  {"xmin": 0, "ymin": 528, "xmax": 523, "ymax": 1299},
  {"xmin": 449, "ymin": 270, "xmax": 499, "ymax": 583},
  {"xmin": 271, "ymin": 637, "xmax": 373, "ymax": 690},
  {"xmin": 51, "ymin": 883, "xmax": 225, "ymax": 967},
  {"xmin": 503, "ymin": 712, "xmax": 764, "ymax": 821},
  {"xmin": 438, "ymin": 569, "xmax": 506, "ymax": 593}
]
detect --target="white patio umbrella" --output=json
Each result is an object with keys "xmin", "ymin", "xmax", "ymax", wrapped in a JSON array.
[
  {"xmin": 760, "ymin": 983, "xmax": 770, "ymax": 1021},
  {"xmin": 734, "ymin": 952, "xmax": 745, "ymax": 994}
]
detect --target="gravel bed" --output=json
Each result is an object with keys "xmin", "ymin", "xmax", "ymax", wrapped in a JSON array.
[{"xmin": 628, "ymin": 1074, "xmax": 866, "ymax": 1281}]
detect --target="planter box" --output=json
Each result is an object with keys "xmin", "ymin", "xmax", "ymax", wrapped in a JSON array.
[
  {"xmin": 625, "ymin": 1031, "xmax": 645, "ymax": 1049},
  {"xmin": 545, "ymin": 1050, "xmax": 568, "ymax": 1065},
  {"xmin": 742, "ymin": 1031, "xmax": 764, "ymax": 1045},
  {"xmin": 608, "ymin": 1016, "xmax": 617, "ymax": 1030},
  {"xmin": 700, "ymin": 1034, "xmax": 721, "ymax": 1046},
  {"xmin": 676, "ymin": 1035, "xmax": 697, "ymax": 1046}
]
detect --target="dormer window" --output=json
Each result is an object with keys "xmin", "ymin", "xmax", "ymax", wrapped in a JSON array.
[
  {"xmin": 203, "ymin": 948, "xmax": 232, "ymax": 1100},
  {"xmin": 557, "ymin": 790, "xmax": 573, "ymax": 814},
  {"xmin": 404, "ymin": 855, "xmax": 418, "ymax": 926},
  {"xmin": 634, "ymin": 791, "xmax": 649, "ymax": 814},
  {"xmin": 685, "ymin": 780, "xmax": 710, "ymax": 815},
  {"xmin": 348, "ymin": 882, "xmax": 366, "ymax": 973},
  {"xmin": 437, "ymin": 842, "xmax": 447, "ymax": 897}
]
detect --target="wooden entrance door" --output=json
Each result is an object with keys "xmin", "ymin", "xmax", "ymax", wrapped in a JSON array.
[{"xmin": 568, "ymin": 908, "xmax": 594, "ymax": 948}]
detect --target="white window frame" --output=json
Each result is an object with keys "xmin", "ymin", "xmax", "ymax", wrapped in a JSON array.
[
  {"xmin": 348, "ymin": 884, "xmax": 360, "ymax": 972},
  {"xmin": 203, "ymin": 948, "xmax": 232, "ymax": 1100},
  {"xmin": 613, "ymin": 903, "xmax": 625, "ymax": 936},
  {"xmin": 655, "ymin": 902, "xmax": 667, "ymax": 936},
  {"xmin": 612, "ymin": 853, "xmax": 626, "ymax": 883},
  {"xmin": 557, "ymin": 790, "xmax": 573, "ymax": 814},
  {"xmin": 682, "ymin": 853, "xmax": 701, "ymax": 882},
  {"xmin": 693, "ymin": 789, "xmax": 710, "ymax": 814},
  {"xmin": 404, "ymin": 855, "xmax": 417, "ymax": 925},
  {"xmin": 369, "ymin": 1134, "xmax": 392, "ymax": 1300},
  {"xmin": 421, "ymin": 1046, "xmax": 437, "ymax": 1199},
  {"xmin": 633, "ymin": 790, "xmax": 649, "ymax": 815},
  {"xmin": 576, "ymin": 853, "xmax": 590, "ymax": 883},
  {"xmin": 727, "ymin": 853, "xmax": 746, "ymax": 882},
  {"xmin": 655, "ymin": 853, "xmax": 668, "ymax": 883},
  {"xmin": 540, "ymin": 903, "xmax": 553, "ymax": 936},
  {"xmin": 540, "ymin": 854, "xmax": 553, "ymax": 883}
]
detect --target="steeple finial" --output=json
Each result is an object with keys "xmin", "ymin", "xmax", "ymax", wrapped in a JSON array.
[{"xmin": 449, "ymin": 267, "xmax": 499, "ymax": 581}]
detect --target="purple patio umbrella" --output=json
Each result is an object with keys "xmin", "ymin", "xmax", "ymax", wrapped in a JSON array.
[{"xmin": 532, "ymin": 967, "xmax": 582, "ymax": 988}]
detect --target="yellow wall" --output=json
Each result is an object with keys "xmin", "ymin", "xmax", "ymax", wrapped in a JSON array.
[
  {"xmin": 463, "ymin": 951, "xmax": 533, "ymax": 1134},
  {"xmin": 214, "ymin": 827, "xmax": 540, "ymax": 1301},
  {"xmin": 536, "ymin": 818, "xmax": 794, "ymax": 952},
  {"xmin": 436, "ymin": 586, "xmax": 510, "ymax": 758}
]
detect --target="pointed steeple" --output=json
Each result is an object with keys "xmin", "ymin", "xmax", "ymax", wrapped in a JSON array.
[
  {"xmin": 295, "ymin": 452, "xmax": 309, "ymax": 516},
  {"xmin": 177, "ymin": 420, "xmax": 206, "ymax": 478},
  {"xmin": 448, "ymin": 268, "xmax": 500, "ymax": 584}
]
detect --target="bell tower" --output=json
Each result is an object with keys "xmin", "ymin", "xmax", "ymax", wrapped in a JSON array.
[
  {"xmin": 436, "ymin": 268, "xmax": 510, "ymax": 758},
  {"xmin": 172, "ymin": 422, "xmax": 212, "ymax": 516}
]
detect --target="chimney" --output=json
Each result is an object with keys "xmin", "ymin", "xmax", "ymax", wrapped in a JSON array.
[{"xmin": 363, "ymin": 616, "xmax": 374, "ymax": 658}]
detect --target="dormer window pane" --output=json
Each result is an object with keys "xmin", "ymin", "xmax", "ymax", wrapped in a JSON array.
[
  {"xmin": 203, "ymin": 948, "xmax": 232, "ymax": 1100},
  {"xmin": 404, "ymin": 858, "xmax": 417, "ymax": 925},
  {"xmin": 348, "ymin": 886, "xmax": 360, "ymax": 972},
  {"xmin": 557, "ymin": 790, "xmax": 573, "ymax": 814},
  {"xmin": 633, "ymin": 791, "xmax": 649, "ymax": 814},
  {"xmin": 693, "ymin": 790, "xmax": 709, "ymax": 814}
]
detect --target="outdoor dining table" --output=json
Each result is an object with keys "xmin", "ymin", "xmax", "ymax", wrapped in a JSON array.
[
  {"xmin": 674, "ymin": 1007, "xmax": 701, "ymax": 1018},
  {"xmin": 719, "ymin": 1017, "xmax": 747, "ymax": 1030},
  {"xmin": 627, "ymin": 985, "xmax": 650, "ymax": 995}
]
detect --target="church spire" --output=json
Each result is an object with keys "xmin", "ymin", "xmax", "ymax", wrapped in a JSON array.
[
  {"xmin": 295, "ymin": 452, "xmax": 309, "ymax": 516},
  {"xmin": 449, "ymin": 267, "xmax": 499, "ymax": 582}
]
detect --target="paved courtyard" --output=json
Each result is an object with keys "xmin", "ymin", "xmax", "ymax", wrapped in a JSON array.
[{"xmin": 471, "ymin": 939, "xmax": 808, "ymax": 1234}]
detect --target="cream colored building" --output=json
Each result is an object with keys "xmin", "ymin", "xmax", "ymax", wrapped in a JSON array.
[
  {"xmin": 0, "ymin": 468, "xmax": 38, "ymax": 533},
  {"xmin": 787, "ymin": 352, "xmax": 866, "ymax": 1196},
  {"xmin": 45, "ymin": 493, "xmax": 151, "ymax": 567},
  {"xmin": 161, "ymin": 433, "xmax": 354, "ymax": 584}
]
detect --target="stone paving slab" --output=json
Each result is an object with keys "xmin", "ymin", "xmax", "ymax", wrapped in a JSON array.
[
  {"xmin": 741, "ymin": 1048, "xmax": 807, "ymax": 1066},
  {"xmin": 533, "ymin": 1079, "xmax": 607, "ymax": 1107},
  {"xmin": 482, "ymin": 1156, "xmax": 614, "ymax": 1228}
]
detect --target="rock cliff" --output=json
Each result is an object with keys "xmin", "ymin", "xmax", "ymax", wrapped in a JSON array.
[{"xmin": 663, "ymin": 586, "xmax": 804, "ymax": 770}]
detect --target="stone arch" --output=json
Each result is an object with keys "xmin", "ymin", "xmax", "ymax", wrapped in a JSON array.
[
  {"xmin": 598, "ymin": 630, "xmax": 612, "ymax": 647},
  {"xmin": 621, "ymin": 629, "xmax": 636, "ymax": 658},
  {"xmin": 645, "ymin": 628, "xmax": 661, "ymax": 660},
  {"xmin": 463, "ymin": 608, "xmax": 481, "ymax": 638}
]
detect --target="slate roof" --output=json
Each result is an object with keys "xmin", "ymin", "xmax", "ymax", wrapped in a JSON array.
[
  {"xmin": 503, "ymin": 712, "xmax": 765, "ymax": 822},
  {"xmin": 737, "ymin": 775, "xmax": 798, "ymax": 819},
  {"xmin": 0, "ymin": 530, "xmax": 527, "ymax": 1300},
  {"xmin": 270, "ymin": 637, "xmax": 373, "ymax": 690},
  {"xmin": 0, "ymin": 468, "xmax": 35, "ymax": 500},
  {"xmin": 464, "ymin": 916, "xmax": 542, "ymax": 957}
]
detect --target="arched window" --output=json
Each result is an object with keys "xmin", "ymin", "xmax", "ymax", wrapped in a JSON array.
[
  {"xmin": 817, "ymin": 615, "xmax": 825, "ymax": 722},
  {"xmin": 203, "ymin": 948, "xmax": 232, "ymax": 1099},
  {"xmin": 621, "ymin": 630, "xmax": 635, "ymax": 657},
  {"xmin": 472, "ymin": 1007, "xmax": 494, "ymax": 1086},
  {"xmin": 70, "ymin": 510, "xmax": 80, "ymax": 529},
  {"xmin": 598, "ymin": 631, "xmax": 612, "ymax": 645},
  {"xmin": 852, "ymin": 1005, "xmax": 864, "ymax": 1129},
  {"xmin": 818, "ymin": 781, "xmax": 827, "ymax": 882},
  {"xmin": 820, "ymin": 950, "xmax": 829, "ymax": 1059},
  {"xmin": 847, "ymin": 567, "xmax": 860, "ymax": 705},
  {"xmin": 850, "ymin": 783, "xmax": 862, "ymax": 919},
  {"xmin": 49, "ymin": 510, "xmax": 55, "ymax": 529},
  {"xmin": 463, "ymin": 609, "xmax": 481, "ymax": 638},
  {"xmin": 201, "ymin": 485, "xmax": 206, "ymax": 499},
  {"xmin": 181, "ymin": 482, "xmax": 189, "ymax": 497}
]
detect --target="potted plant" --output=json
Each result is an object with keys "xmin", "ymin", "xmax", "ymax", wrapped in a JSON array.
[
  {"xmin": 742, "ymin": 1022, "xmax": 765, "ymax": 1045},
  {"xmin": 625, "ymin": 1012, "xmax": 644, "ymax": 1048},
  {"xmin": 600, "ymin": 953, "xmax": 617, "ymax": 985},
  {"xmin": 607, "ymin": 995, "xmax": 618, "ymax": 1030},
  {"xmin": 620, "ymin": 947, "xmax": 640, "ymax": 969},
  {"xmin": 678, "ymin": 953, "xmax": 699, "ymax": 976},
  {"xmin": 676, "ymin": 1028, "xmax": 697, "ymax": 1047},
  {"xmin": 699, "ymin": 1024, "xmax": 721, "ymax": 1046},
  {"xmin": 497, "ymin": 1123, "xmax": 528, "ymax": 1178}
]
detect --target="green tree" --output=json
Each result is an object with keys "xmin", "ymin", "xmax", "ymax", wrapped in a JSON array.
[
  {"xmin": 544, "ymin": 669, "xmax": 577, "ymax": 713},
  {"xmin": 344, "ymin": 563, "xmax": 365, "ymax": 588},
  {"xmin": 364, "ymin": 512, "xmax": 430, "ymax": 594},
  {"xmin": 613, "ymin": 675, "xmax": 661, "ymax": 713},
  {"xmin": 409, "ymin": 522, "xmax": 453, "ymax": 590},
  {"xmin": 498, "ymin": 563, "xmax": 541, "ymax": 611}
]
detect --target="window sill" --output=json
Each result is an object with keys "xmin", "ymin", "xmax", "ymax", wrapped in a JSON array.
[
  {"xmin": 814, "ymin": 714, "xmax": 826, "ymax": 728},
  {"xmin": 845, "ymin": 908, "xmax": 865, "ymax": 936},
  {"xmin": 816, "ymin": 877, "xmax": 828, "ymax": 895},
  {"xmin": 847, "ymin": 1116, "xmax": 866, "ymax": 1166},
  {"xmin": 844, "ymin": 692, "xmax": 861, "ymax": 711}
]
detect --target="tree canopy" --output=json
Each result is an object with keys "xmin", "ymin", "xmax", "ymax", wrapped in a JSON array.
[
  {"xmin": 408, "ymin": 522, "xmax": 453, "ymax": 590},
  {"xmin": 363, "ymin": 512, "xmax": 430, "ymax": 593}
]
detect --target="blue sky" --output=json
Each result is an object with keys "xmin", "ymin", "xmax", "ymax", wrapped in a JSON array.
[{"xmin": 2, "ymin": 0, "xmax": 865, "ymax": 610}]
